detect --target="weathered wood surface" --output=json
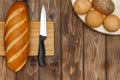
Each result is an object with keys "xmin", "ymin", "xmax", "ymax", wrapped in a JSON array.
[
  {"xmin": 84, "ymin": 27, "xmax": 106, "ymax": 80},
  {"xmin": 0, "ymin": 0, "xmax": 120, "ymax": 80},
  {"xmin": 107, "ymin": 36, "xmax": 120, "ymax": 80},
  {"xmin": 61, "ymin": 0, "xmax": 83, "ymax": 80}
]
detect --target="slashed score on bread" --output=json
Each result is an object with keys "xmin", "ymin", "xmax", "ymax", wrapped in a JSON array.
[{"xmin": 4, "ymin": 1, "xmax": 29, "ymax": 72}]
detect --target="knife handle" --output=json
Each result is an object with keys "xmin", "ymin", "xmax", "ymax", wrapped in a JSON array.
[{"xmin": 38, "ymin": 35, "xmax": 46, "ymax": 66}]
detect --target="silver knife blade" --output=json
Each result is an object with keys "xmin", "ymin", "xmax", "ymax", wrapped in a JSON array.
[{"xmin": 40, "ymin": 6, "xmax": 47, "ymax": 36}]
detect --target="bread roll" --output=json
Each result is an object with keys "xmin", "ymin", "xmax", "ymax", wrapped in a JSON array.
[
  {"xmin": 4, "ymin": 1, "xmax": 29, "ymax": 72},
  {"xmin": 92, "ymin": 0, "xmax": 115, "ymax": 15},
  {"xmin": 85, "ymin": 10, "xmax": 103, "ymax": 28},
  {"xmin": 74, "ymin": 0, "xmax": 92, "ymax": 14},
  {"xmin": 103, "ymin": 15, "xmax": 120, "ymax": 32}
]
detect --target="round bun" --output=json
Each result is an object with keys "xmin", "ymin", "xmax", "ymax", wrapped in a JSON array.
[
  {"xmin": 103, "ymin": 15, "xmax": 120, "ymax": 32},
  {"xmin": 85, "ymin": 10, "xmax": 103, "ymax": 28},
  {"xmin": 92, "ymin": 0, "xmax": 115, "ymax": 15},
  {"xmin": 74, "ymin": 0, "xmax": 92, "ymax": 14}
]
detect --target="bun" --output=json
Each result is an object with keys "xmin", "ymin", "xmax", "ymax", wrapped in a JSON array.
[
  {"xmin": 74, "ymin": 0, "xmax": 92, "ymax": 14},
  {"xmin": 85, "ymin": 10, "xmax": 103, "ymax": 28},
  {"xmin": 103, "ymin": 14, "xmax": 120, "ymax": 32},
  {"xmin": 92, "ymin": 0, "xmax": 115, "ymax": 15},
  {"xmin": 4, "ymin": 1, "xmax": 29, "ymax": 72}
]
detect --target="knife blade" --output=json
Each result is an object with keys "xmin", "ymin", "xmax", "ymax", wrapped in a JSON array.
[{"xmin": 38, "ymin": 5, "xmax": 47, "ymax": 66}]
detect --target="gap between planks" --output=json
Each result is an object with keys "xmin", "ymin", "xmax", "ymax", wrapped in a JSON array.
[{"xmin": 0, "ymin": 21, "xmax": 54, "ymax": 56}]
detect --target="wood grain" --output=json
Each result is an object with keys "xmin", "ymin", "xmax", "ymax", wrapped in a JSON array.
[
  {"xmin": 17, "ymin": 0, "xmax": 39, "ymax": 80},
  {"xmin": 0, "ymin": 2, "xmax": 5, "ymax": 79},
  {"xmin": 0, "ymin": 1, "xmax": 5, "ymax": 79},
  {"xmin": 0, "ymin": 22, "xmax": 54, "ymax": 56},
  {"xmin": 84, "ymin": 27, "xmax": 106, "ymax": 80},
  {"xmin": 30, "ymin": 22, "xmax": 54, "ymax": 56},
  {"xmin": 0, "ymin": 0, "xmax": 16, "ymax": 80},
  {"xmin": 61, "ymin": 0, "xmax": 83, "ymax": 80},
  {"xmin": 38, "ymin": 0, "xmax": 61, "ymax": 80},
  {"xmin": 107, "ymin": 36, "xmax": 120, "ymax": 80}
]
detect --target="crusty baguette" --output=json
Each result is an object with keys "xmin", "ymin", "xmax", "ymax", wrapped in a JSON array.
[{"xmin": 4, "ymin": 1, "xmax": 29, "ymax": 72}]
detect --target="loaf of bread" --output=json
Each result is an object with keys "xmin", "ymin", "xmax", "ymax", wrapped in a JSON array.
[{"xmin": 4, "ymin": 1, "xmax": 29, "ymax": 72}]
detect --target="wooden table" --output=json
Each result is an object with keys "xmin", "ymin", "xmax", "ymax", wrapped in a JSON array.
[{"xmin": 0, "ymin": 0, "xmax": 120, "ymax": 80}]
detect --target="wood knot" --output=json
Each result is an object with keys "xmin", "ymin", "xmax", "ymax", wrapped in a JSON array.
[
  {"xmin": 27, "ymin": 58, "xmax": 38, "ymax": 76},
  {"xmin": 30, "ymin": 58, "xmax": 37, "ymax": 68},
  {"xmin": 48, "ymin": 10, "xmax": 56, "ymax": 21},
  {"xmin": 50, "ymin": 61, "xmax": 59, "ymax": 72}
]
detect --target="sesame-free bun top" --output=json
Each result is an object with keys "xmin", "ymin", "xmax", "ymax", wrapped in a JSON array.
[
  {"xmin": 85, "ymin": 10, "xmax": 104, "ymax": 28},
  {"xmin": 103, "ymin": 14, "xmax": 120, "ymax": 32}
]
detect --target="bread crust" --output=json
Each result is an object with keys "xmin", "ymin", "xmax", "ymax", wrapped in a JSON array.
[
  {"xmin": 4, "ymin": 1, "xmax": 29, "ymax": 72},
  {"xmin": 92, "ymin": 0, "xmax": 115, "ymax": 15}
]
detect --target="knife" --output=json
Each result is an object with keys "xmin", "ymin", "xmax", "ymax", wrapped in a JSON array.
[{"xmin": 38, "ymin": 5, "xmax": 47, "ymax": 66}]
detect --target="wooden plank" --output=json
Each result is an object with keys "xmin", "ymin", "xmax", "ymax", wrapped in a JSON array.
[
  {"xmin": 61, "ymin": 0, "xmax": 83, "ymax": 80},
  {"xmin": 30, "ymin": 22, "xmax": 54, "ymax": 56},
  {"xmin": 0, "ymin": 22, "xmax": 54, "ymax": 56},
  {"xmin": 17, "ymin": 0, "xmax": 39, "ymax": 80},
  {"xmin": 0, "ymin": 1, "xmax": 5, "ymax": 79},
  {"xmin": 0, "ymin": 2, "xmax": 5, "ymax": 79},
  {"xmin": 38, "ymin": 0, "xmax": 61, "ymax": 80},
  {"xmin": 107, "ymin": 36, "xmax": 120, "ymax": 80},
  {"xmin": 84, "ymin": 27, "xmax": 106, "ymax": 80},
  {"xmin": 0, "ymin": 0, "xmax": 16, "ymax": 80}
]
